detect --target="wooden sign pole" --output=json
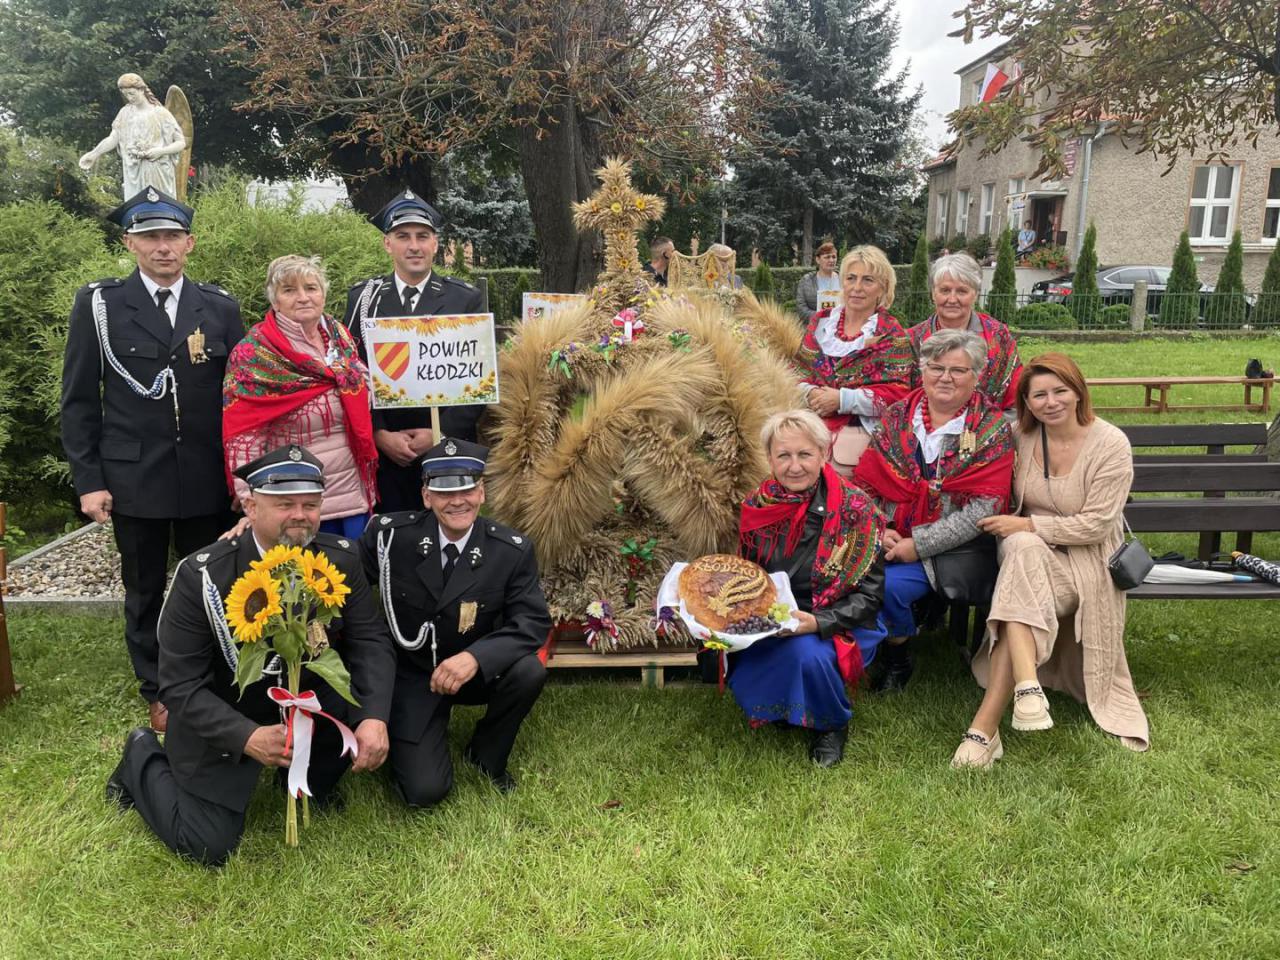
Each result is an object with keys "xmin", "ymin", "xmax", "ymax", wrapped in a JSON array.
[
  {"xmin": 0, "ymin": 502, "xmax": 21, "ymax": 706},
  {"xmin": 431, "ymin": 406, "xmax": 442, "ymax": 443}
]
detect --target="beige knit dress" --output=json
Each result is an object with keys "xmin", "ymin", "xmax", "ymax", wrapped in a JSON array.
[{"xmin": 973, "ymin": 418, "xmax": 1150, "ymax": 751}]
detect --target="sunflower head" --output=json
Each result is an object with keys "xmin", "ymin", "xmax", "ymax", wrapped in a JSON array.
[
  {"xmin": 251, "ymin": 544, "xmax": 302, "ymax": 574},
  {"xmin": 225, "ymin": 568, "xmax": 283, "ymax": 644},
  {"xmin": 300, "ymin": 551, "xmax": 351, "ymax": 609}
]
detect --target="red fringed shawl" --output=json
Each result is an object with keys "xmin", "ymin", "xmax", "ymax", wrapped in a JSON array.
[
  {"xmin": 740, "ymin": 464, "xmax": 885, "ymax": 684},
  {"xmin": 222, "ymin": 310, "xmax": 378, "ymax": 504},
  {"xmin": 798, "ymin": 307, "xmax": 914, "ymax": 430},
  {"xmin": 852, "ymin": 388, "xmax": 1013, "ymax": 535},
  {"xmin": 907, "ymin": 312, "xmax": 1022, "ymax": 410}
]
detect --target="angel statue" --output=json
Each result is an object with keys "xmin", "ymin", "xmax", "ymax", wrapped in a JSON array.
[{"xmin": 79, "ymin": 73, "xmax": 194, "ymax": 201}]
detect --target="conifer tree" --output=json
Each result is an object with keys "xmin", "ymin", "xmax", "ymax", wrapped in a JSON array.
[
  {"xmin": 986, "ymin": 228, "xmax": 1017, "ymax": 325},
  {"xmin": 1255, "ymin": 236, "xmax": 1280, "ymax": 328},
  {"xmin": 1207, "ymin": 231, "xmax": 1246, "ymax": 327},
  {"xmin": 752, "ymin": 261, "xmax": 776, "ymax": 296},
  {"xmin": 1159, "ymin": 231, "xmax": 1200, "ymax": 328},
  {"xmin": 1069, "ymin": 223, "xmax": 1099, "ymax": 327},
  {"xmin": 898, "ymin": 232, "xmax": 932, "ymax": 325}
]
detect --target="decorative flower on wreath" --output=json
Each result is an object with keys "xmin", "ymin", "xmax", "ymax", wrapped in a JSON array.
[
  {"xmin": 225, "ymin": 568, "xmax": 283, "ymax": 643},
  {"xmin": 584, "ymin": 600, "xmax": 620, "ymax": 649}
]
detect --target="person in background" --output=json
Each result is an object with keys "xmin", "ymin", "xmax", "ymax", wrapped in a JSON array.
[
  {"xmin": 961, "ymin": 353, "xmax": 1150, "ymax": 768},
  {"xmin": 908, "ymin": 252, "xmax": 1021, "ymax": 412},
  {"xmin": 642, "ymin": 236, "xmax": 674, "ymax": 287},
  {"xmin": 736, "ymin": 409, "xmax": 886, "ymax": 768},
  {"xmin": 343, "ymin": 189, "xmax": 485, "ymax": 511},
  {"xmin": 795, "ymin": 241, "xmax": 841, "ymax": 320},
  {"xmin": 61, "ymin": 187, "xmax": 242, "ymax": 733},
  {"xmin": 223, "ymin": 255, "xmax": 377, "ymax": 540},
  {"xmin": 797, "ymin": 244, "xmax": 914, "ymax": 475},
  {"xmin": 1017, "ymin": 221, "xmax": 1037, "ymax": 259}
]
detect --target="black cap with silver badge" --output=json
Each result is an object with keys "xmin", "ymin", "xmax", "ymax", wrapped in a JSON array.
[
  {"xmin": 420, "ymin": 437, "xmax": 487, "ymax": 492},
  {"xmin": 234, "ymin": 444, "xmax": 326, "ymax": 495}
]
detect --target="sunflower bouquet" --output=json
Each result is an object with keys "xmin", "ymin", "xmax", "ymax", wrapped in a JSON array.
[{"xmin": 225, "ymin": 544, "xmax": 359, "ymax": 846}]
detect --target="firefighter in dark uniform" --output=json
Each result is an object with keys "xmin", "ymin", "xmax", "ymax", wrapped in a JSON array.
[
  {"xmin": 60, "ymin": 187, "xmax": 244, "ymax": 732},
  {"xmin": 359, "ymin": 438, "xmax": 549, "ymax": 806},
  {"xmin": 342, "ymin": 188, "xmax": 487, "ymax": 511},
  {"xmin": 105, "ymin": 445, "xmax": 395, "ymax": 866}
]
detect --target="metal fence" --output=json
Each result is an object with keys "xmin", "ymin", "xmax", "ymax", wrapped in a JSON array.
[{"xmin": 962, "ymin": 290, "xmax": 1280, "ymax": 332}]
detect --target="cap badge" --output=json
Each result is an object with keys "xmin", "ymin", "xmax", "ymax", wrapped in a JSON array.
[
  {"xmin": 288, "ymin": 446, "xmax": 302, "ymax": 462},
  {"xmin": 445, "ymin": 440, "xmax": 458, "ymax": 455},
  {"xmin": 404, "ymin": 189, "xmax": 414, "ymax": 199},
  {"xmin": 146, "ymin": 187, "xmax": 159, "ymax": 202}
]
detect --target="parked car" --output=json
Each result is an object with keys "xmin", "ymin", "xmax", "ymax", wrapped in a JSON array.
[{"xmin": 1028, "ymin": 265, "xmax": 1253, "ymax": 322}]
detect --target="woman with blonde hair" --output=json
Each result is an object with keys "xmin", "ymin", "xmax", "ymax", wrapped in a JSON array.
[
  {"xmin": 223, "ymin": 255, "xmax": 378, "ymax": 538},
  {"xmin": 797, "ymin": 244, "xmax": 914, "ymax": 474}
]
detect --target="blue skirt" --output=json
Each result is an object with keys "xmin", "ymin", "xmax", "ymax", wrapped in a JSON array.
[
  {"xmin": 727, "ymin": 628, "xmax": 884, "ymax": 732},
  {"xmin": 319, "ymin": 514, "xmax": 370, "ymax": 539}
]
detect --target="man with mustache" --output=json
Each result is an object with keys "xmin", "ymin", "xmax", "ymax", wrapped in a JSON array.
[{"xmin": 104, "ymin": 444, "xmax": 395, "ymax": 865}]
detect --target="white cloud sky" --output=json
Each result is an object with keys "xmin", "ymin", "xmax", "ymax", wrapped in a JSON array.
[{"xmin": 890, "ymin": 0, "xmax": 1004, "ymax": 152}]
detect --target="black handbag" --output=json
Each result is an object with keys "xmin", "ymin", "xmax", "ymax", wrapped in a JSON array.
[
  {"xmin": 1107, "ymin": 514, "xmax": 1154, "ymax": 590},
  {"xmin": 931, "ymin": 532, "xmax": 999, "ymax": 605}
]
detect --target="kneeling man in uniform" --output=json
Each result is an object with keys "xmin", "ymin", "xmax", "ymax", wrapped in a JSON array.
[
  {"xmin": 105, "ymin": 445, "xmax": 395, "ymax": 866},
  {"xmin": 359, "ymin": 438, "xmax": 550, "ymax": 805}
]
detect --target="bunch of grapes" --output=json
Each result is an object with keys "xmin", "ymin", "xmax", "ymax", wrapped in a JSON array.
[{"xmin": 723, "ymin": 614, "xmax": 778, "ymax": 635}]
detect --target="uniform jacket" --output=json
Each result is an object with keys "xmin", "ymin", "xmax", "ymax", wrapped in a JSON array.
[
  {"xmin": 342, "ymin": 272, "xmax": 486, "ymax": 440},
  {"xmin": 358, "ymin": 511, "xmax": 551, "ymax": 743},
  {"xmin": 157, "ymin": 532, "xmax": 396, "ymax": 811},
  {"xmin": 60, "ymin": 269, "xmax": 243, "ymax": 518}
]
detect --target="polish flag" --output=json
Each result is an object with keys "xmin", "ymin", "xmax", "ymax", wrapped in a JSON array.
[{"xmin": 980, "ymin": 63, "xmax": 1009, "ymax": 102}]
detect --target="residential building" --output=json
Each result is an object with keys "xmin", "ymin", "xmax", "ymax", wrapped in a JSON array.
[{"xmin": 925, "ymin": 42, "xmax": 1280, "ymax": 287}]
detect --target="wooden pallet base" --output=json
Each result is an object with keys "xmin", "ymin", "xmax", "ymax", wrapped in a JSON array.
[{"xmin": 541, "ymin": 627, "xmax": 698, "ymax": 688}]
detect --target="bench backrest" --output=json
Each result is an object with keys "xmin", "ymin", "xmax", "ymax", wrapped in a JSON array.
[
  {"xmin": 1121, "ymin": 422, "xmax": 1268, "ymax": 463},
  {"xmin": 1131, "ymin": 462, "xmax": 1280, "ymax": 493}
]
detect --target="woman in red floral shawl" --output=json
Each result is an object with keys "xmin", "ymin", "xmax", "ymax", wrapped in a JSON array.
[
  {"xmin": 852, "ymin": 329, "xmax": 1015, "ymax": 694},
  {"xmin": 222, "ymin": 255, "xmax": 378, "ymax": 539},
  {"xmin": 797, "ymin": 244, "xmax": 914, "ymax": 476},
  {"xmin": 907, "ymin": 252, "xmax": 1022, "ymax": 411},
  {"xmin": 735, "ymin": 409, "xmax": 887, "ymax": 768}
]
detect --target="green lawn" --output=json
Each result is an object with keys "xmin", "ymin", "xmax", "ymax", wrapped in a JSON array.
[
  {"xmin": 2, "ymin": 335, "xmax": 1278, "ymax": 958},
  {"xmin": 2, "ymin": 603, "xmax": 1278, "ymax": 959}
]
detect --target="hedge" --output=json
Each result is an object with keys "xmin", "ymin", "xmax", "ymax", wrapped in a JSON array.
[{"xmin": 1011, "ymin": 302, "xmax": 1077, "ymax": 331}]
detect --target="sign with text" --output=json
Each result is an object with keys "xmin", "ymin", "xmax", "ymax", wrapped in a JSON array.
[
  {"xmin": 523, "ymin": 291, "xmax": 588, "ymax": 324},
  {"xmin": 365, "ymin": 313, "xmax": 499, "ymax": 409}
]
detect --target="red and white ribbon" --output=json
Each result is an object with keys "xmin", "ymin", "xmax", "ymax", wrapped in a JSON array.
[
  {"xmin": 267, "ymin": 687, "xmax": 359, "ymax": 799},
  {"xmin": 611, "ymin": 308, "xmax": 643, "ymax": 342}
]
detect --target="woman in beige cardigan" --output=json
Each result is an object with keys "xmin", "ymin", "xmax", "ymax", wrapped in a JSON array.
[{"xmin": 954, "ymin": 353, "xmax": 1150, "ymax": 768}]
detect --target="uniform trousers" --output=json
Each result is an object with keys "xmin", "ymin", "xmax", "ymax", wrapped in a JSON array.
[
  {"xmin": 111, "ymin": 513, "xmax": 226, "ymax": 702},
  {"xmin": 390, "ymin": 653, "xmax": 546, "ymax": 808},
  {"xmin": 117, "ymin": 724, "xmax": 352, "ymax": 867}
]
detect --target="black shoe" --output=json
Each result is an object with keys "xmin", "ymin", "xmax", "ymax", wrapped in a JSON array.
[
  {"xmin": 464, "ymin": 745, "xmax": 517, "ymax": 794},
  {"xmin": 809, "ymin": 727, "xmax": 848, "ymax": 768},
  {"xmin": 870, "ymin": 644, "xmax": 915, "ymax": 694},
  {"xmin": 106, "ymin": 727, "xmax": 154, "ymax": 811}
]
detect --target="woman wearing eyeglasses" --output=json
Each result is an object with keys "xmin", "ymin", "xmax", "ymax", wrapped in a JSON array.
[
  {"xmin": 907, "ymin": 252, "xmax": 1022, "ymax": 411},
  {"xmin": 851, "ymin": 329, "xmax": 1015, "ymax": 696}
]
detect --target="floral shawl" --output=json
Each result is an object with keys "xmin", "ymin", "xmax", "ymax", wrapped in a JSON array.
[
  {"xmin": 739, "ymin": 463, "xmax": 884, "ymax": 683},
  {"xmin": 908, "ymin": 312, "xmax": 1022, "ymax": 410},
  {"xmin": 222, "ymin": 310, "xmax": 378, "ymax": 503},
  {"xmin": 852, "ymin": 388, "xmax": 1014, "ymax": 535},
  {"xmin": 798, "ymin": 306, "xmax": 914, "ymax": 424}
]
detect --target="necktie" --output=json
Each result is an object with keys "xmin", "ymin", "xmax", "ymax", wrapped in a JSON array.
[
  {"xmin": 402, "ymin": 285, "xmax": 420, "ymax": 314},
  {"xmin": 155, "ymin": 288, "xmax": 172, "ymax": 325},
  {"xmin": 443, "ymin": 543, "xmax": 459, "ymax": 582}
]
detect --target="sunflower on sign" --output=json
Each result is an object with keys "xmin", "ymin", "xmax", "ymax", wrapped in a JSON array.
[{"xmin": 223, "ymin": 547, "xmax": 358, "ymax": 846}]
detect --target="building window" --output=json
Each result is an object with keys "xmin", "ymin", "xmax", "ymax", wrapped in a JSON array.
[
  {"xmin": 956, "ymin": 189, "xmax": 970, "ymax": 236},
  {"xmin": 1007, "ymin": 177, "xmax": 1025, "ymax": 197},
  {"xmin": 1265, "ymin": 167, "xmax": 1280, "ymax": 242},
  {"xmin": 1188, "ymin": 164, "xmax": 1239, "ymax": 243},
  {"xmin": 935, "ymin": 191, "xmax": 950, "ymax": 237},
  {"xmin": 971, "ymin": 78, "xmax": 983, "ymax": 105},
  {"xmin": 979, "ymin": 182, "xmax": 995, "ymax": 235}
]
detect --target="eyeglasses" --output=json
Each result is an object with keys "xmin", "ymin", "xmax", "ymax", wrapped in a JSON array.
[{"xmin": 923, "ymin": 363, "xmax": 976, "ymax": 379}]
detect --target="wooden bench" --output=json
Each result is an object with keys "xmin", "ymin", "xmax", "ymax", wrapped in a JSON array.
[
  {"xmin": 1087, "ymin": 376, "xmax": 1273, "ymax": 414},
  {"xmin": 539, "ymin": 623, "xmax": 697, "ymax": 688},
  {"xmin": 1120, "ymin": 422, "xmax": 1268, "ymax": 463}
]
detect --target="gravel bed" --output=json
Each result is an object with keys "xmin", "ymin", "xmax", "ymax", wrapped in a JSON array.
[{"xmin": 6, "ymin": 523, "xmax": 124, "ymax": 599}]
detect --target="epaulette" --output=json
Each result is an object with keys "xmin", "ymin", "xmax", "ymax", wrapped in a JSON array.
[
  {"xmin": 188, "ymin": 538, "xmax": 240, "ymax": 566},
  {"xmin": 196, "ymin": 281, "xmax": 237, "ymax": 301},
  {"xmin": 442, "ymin": 275, "xmax": 477, "ymax": 291},
  {"xmin": 369, "ymin": 510, "xmax": 423, "ymax": 531},
  {"xmin": 314, "ymin": 530, "xmax": 362, "ymax": 554},
  {"xmin": 484, "ymin": 520, "xmax": 531, "ymax": 550},
  {"xmin": 83, "ymin": 277, "xmax": 124, "ymax": 292}
]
